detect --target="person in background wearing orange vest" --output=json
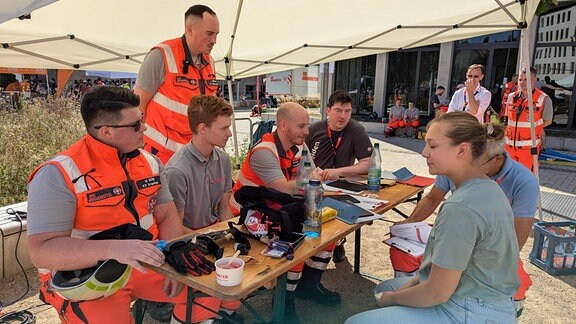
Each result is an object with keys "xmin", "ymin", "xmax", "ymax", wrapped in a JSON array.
[
  {"xmin": 135, "ymin": 5, "xmax": 219, "ymax": 164},
  {"xmin": 500, "ymin": 73, "xmax": 518, "ymax": 120},
  {"xmin": 395, "ymin": 123, "xmax": 538, "ymax": 318},
  {"xmin": 504, "ymin": 67, "xmax": 553, "ymax": 172},
  {"xmin": 231, "ymin": 103, "xmax": 341, "ymax": 324},
  {"xmin": 25, "ymin": 86, "xmax": 217, "ymax": 324}
]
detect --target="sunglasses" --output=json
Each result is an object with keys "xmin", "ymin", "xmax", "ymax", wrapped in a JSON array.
[
  {"xmin": 94, "ymin": 119, "xmax": 143, "ymax": 132},
  {"xmin": 467, "ymin": 74, "xmax": 482, "ymax": 79}
]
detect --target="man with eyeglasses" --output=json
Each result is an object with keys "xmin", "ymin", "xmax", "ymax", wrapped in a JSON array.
[
  {"xmin": 25, "ymin": 86, "xmax": 206, "ymax": 323},
  {"xmin": 135, "ymin": 4, "xmax": 219, "ymax": 164},
  {"xmin": 447, "ymin": 64, "xmax": 492, "ymax": 123},
  {"xmin": 395, "ymin": 123, "xmax": 538, "ymax": 318},
  {"xmin": 305, "ymin": 90, "xmax": 373, "ymax": 263},
  {"xmin": 231, "ymin": 103, "xmax": 340, "ymax": 324}
]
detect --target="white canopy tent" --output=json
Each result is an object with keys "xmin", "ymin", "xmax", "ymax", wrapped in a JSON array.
[
  {"xmin": 2, "ymin": 1, "xmax": 543, "ymax": 212},
  {"xmin": 1, "ymin": 0, "xmax": 538, "ymax": 78}
]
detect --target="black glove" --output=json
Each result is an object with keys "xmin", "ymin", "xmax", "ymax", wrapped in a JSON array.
[{"xmin": 164, "ymin": 241, "xmax": 216, "ymax": 276}]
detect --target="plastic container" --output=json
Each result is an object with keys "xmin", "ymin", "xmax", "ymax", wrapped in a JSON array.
[
  {"xmin": 529, "ymin": 221, "xmax": 576, "ymax": 275},
  {"xmin": 367, "ymin": 143, "xmax": 382, "ymax": 192},
  {"xmin": 303, "ymin": 179, "xmax": 323, "ymax": 238},
  {"xmin": 215, "ymin": 257, "xmax": 245, "ymax": 287},
  {"xmin": 295, "ymin": 161, "xmax": 312, "ymax": 195}
]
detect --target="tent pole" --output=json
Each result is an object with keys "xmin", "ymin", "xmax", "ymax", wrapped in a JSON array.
[
  {"xmin": 225, "ymin": 56, "xmax": 240, "ymax": 170},
  {"xmin": 520, "ymin": 21, "xmax": 542, "ymax": 221},
  {"xmin": 227, "ymin": 76, "xmax": 240, "ymax": 169}
]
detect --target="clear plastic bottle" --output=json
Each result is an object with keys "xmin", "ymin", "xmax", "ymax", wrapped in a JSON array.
[
  {"xmin": 303, "ymin": 179, "xmax": 323, "ymax": 238},
  {"xmin": 565, "ymin": 225, "xmax": 575, "ymax": 268},
  {"xmin": 541, "ymin": 227, "xmax": 555, "ymax": 261},
  {"xmin": 295, "ymin": 161, "xmax": 312, "ymax": 195},
  {"xmin": 367, "ymin": 143, "xmax": 382, "ymax": 192},
  {"xmin": 553, "ymin": 241, "xmax": 565, "ymax": 269},
  {"xmin": 297, "ymin": 149, "xmax": 309, "ymax": 175}
]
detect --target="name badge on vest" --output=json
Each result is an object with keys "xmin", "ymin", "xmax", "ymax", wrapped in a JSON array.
[
  {"xmin": 87, "ymin": 186, "xmax": 123, "ymax": 203},
  {"xmin": 137, "ymin": 176, "xmax": 160, "ymax": 189},
  {"xmin": 175, "ymin": 76, "xmax": 198, "ymax": 86}
]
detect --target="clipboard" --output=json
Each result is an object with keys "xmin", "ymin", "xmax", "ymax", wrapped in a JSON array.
[{"xmin": 383, "ymin": 236, "xmax": 426, "ymax": 257}]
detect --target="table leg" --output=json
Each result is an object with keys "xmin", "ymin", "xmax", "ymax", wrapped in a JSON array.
[
  {"xmin": 271, "ymin": 273, "xmax": 287, "ymax": 323},
  {"xmin": 354, "ymin": 227, "xmax": 362, "ymax": 273},
  {"xmin": 186, "ymin": 286, "xmax": 194, "ymax": 324}
]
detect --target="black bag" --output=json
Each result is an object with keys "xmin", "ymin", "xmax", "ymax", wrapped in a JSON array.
[{"xmin": 233, "ymin": 186, "xmax": 304, "ymax": 240}]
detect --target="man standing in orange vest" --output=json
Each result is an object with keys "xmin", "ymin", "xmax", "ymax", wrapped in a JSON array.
[
  {"xmin": 231, "ymin": 103, "xmax": 341, "ymax": 323},
  {"xmin": 135, "ymin": 5, "xmax": 219, "ymax": 164},
  {"xmin": 504, "ymin": 67, "xmax": 553, "ymax": 171},
  {"xmin": 500, "ymin": 73, "xmax": 518, "ymax": 119}
]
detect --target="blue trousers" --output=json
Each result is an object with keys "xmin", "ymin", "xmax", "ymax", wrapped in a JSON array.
[{"xmin": 345, "ymin": 277, "xmax": 516, "ymax": 324}]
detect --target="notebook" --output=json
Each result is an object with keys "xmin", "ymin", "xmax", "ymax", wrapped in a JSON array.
[
  {"xmin": 392, "ymin": 167, "xmax": 435, "ymax": 187},
  {"xmin": 322, "ymin": 197, "xmax": 376, "ymax": 224}
]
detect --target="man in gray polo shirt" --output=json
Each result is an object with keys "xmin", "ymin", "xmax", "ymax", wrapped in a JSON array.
[
  {"xmin": 163, "ymin": 95, "xmax": 240, "ymax": 319},
  {"xmin": 165, "ymin": 95, "xmax": 234, "ymax": 230}
]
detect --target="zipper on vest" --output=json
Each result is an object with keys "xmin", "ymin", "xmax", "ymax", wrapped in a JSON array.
[{"xmin": 119, "ymin": 154, "xmax": 140, "ymax": 226}]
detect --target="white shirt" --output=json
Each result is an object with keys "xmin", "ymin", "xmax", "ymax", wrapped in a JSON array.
[{"xmin": 447, "ymin": 84, "xmax": 492, "ymax": 123}]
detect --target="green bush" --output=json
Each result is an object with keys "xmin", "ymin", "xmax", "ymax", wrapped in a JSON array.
[{"xmin": 0, "ymin": 97, "xmax": 85, "ymax": 206}]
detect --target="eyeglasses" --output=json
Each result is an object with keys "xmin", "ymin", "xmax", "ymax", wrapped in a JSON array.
[
  {"xmin": 467, "ymin": 74, "xmax": 482, "ymax": 79},
  {"xmin": 481, "ymin": 154, "xmax": 501, "ymax": 167},
  {"xmin": 94, "ymin": 119, "xmax": 143, "ymax": 132}
]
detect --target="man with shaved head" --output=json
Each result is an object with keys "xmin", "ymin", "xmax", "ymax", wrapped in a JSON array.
[{"xmin": 232, "ymin": 103, "xmax": 341, "ymax": 323}]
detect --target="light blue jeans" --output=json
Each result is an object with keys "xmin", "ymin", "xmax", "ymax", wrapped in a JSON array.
[{"xmin": 345, "ymin": 277, "xmax": 517, "ymax": 324}]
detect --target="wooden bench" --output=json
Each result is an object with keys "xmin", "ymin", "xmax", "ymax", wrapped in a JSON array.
[{"xmin": 0, "ymin": 201, "xmax": 33, "ymax": 279}]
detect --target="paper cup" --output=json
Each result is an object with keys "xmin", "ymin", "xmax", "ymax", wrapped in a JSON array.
[{"xmin": 215, "ymin": 257, "xmax": 245, "ymax": 287}]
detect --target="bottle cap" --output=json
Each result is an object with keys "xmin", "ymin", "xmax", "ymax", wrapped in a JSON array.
[
  {"xmin": 374, "ymin": 143, "xmax": 380, "ymax": 149},
  {"xmin": 308, "ymin": 179, "xmax": 321, "ymax": 186}
]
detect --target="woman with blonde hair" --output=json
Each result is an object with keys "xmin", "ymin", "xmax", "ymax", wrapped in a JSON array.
[{"xmin": 347, "ymin": 112, "xmax": 519, "ymax": 323}]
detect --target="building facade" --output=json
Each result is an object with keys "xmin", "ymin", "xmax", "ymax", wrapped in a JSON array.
[{"xmin": 332, "ymin": 3, "xmax": 576, "ymax": 130}]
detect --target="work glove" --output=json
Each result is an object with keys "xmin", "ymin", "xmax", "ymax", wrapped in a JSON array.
[{"xmin": 164, "ymin": 241, "xmax": 216, "ymax": 276}]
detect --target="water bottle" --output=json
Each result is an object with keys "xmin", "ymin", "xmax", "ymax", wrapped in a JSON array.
[
  {"xmin": 565, "ymin": 225, "xmax": 575, "ymax": 268},
  {"xmin": 541, "ymin": 226, "xmax": 555, "ymax": 261},
  {"xmin": 303, "ymin": 179, "xmax": 323, "ymax": 238},
  {"xmin": 367, "ymin": 143, "xmax": 382, "ymax": 192},
  {"xmin": 295, "ymin": 161, "xmax": 312, "ymax": 195},
  {"xmin": 553, "ymin": 240, "xmax": 565, "ymax": 269}
]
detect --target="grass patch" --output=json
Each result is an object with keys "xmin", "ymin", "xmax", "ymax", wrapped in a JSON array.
[{"xmin": 0, "ymin": 98, "xmax": 85, "ymax": 205}]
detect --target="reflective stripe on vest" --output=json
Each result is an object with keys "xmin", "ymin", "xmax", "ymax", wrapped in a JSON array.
[
  {"xmin": 144, "ymin": 124, "xmax": 184, "ymax": 154},
  {"xmin": 509, "ymin": 119, "xmax": 544, "ymax": 128},
  {"xmin": 155, "ymin": 43, "xmax": 178, "ymax": 73},
  {"xmin": 151, "ymin": 91, "xmax": 188, "ymax": 116},
  {"xmin": 505, "ymin": 137, "xmax": 541, "ymax": 148},
  {"xmin": 51, "ymin": 155, "xmax": 88, "ymax": 193}
]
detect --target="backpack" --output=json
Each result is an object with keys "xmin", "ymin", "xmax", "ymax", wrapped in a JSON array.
[{"xmin": 233, "ymin": 186, "xmax": 305, "ymax": 241}]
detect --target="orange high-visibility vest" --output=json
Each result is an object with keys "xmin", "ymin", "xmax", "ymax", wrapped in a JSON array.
[
  {"xmin": 28, "ymin": 135, "xmax": 162, "ymax": 240},
  {"xmin": 143, "ymin": 37, "xmax": 218, "ymax": 163},
  {"xmin": 501, "ymin": 81, "xmax": 518, "ymax": 117},
  {"xmin": 230, "ymin": 132, "xmax": 302, "ymax": 214},
  {"xmin": 505, "ymin": 89, "xmax": 547, "ymax": 150}
]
